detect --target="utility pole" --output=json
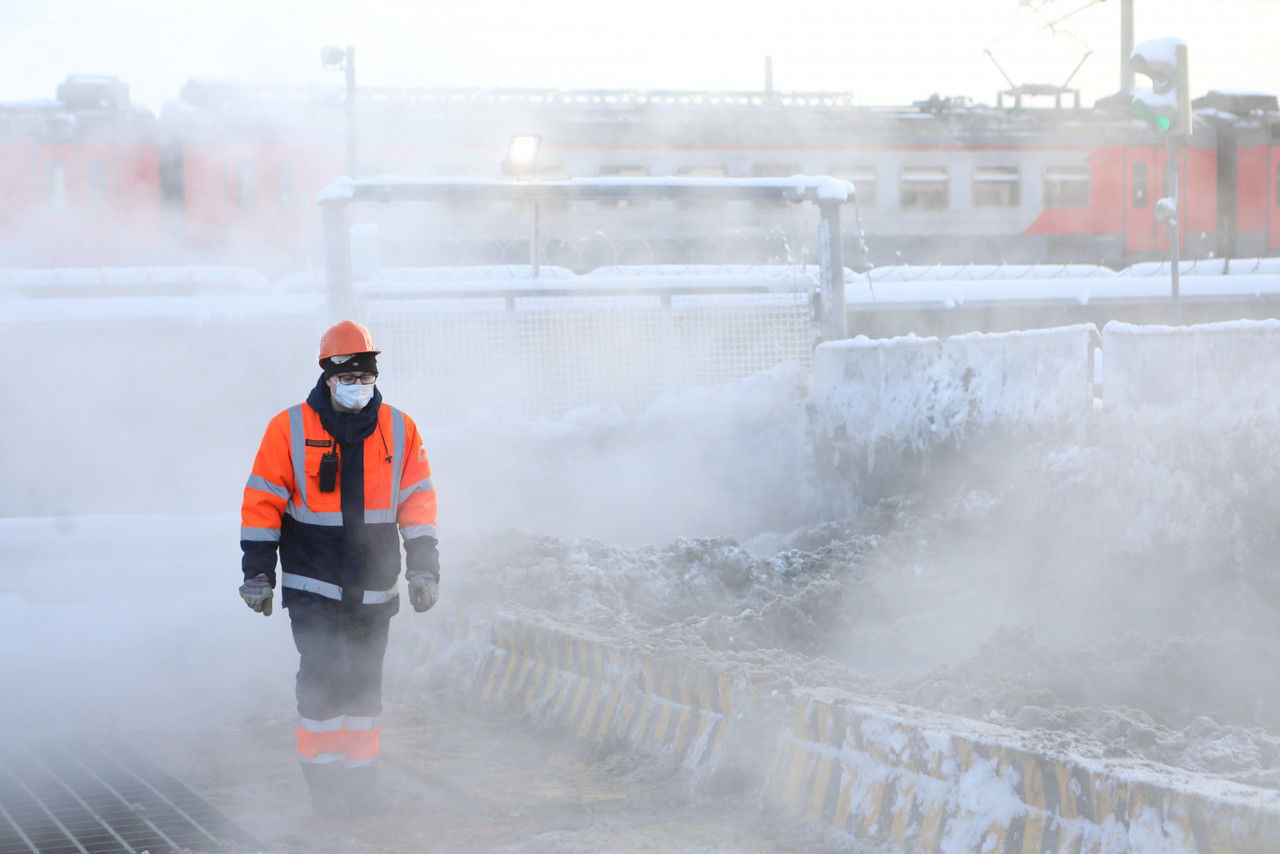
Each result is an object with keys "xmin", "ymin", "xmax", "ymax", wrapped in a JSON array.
[
  {"xmin": 321, "ymin": 45, "xmax": 358, "ymax": 178},
  {"xmin": 344, "ymin": 46, "xmax": 357, "ymax": 179},
  {"xmin": 1120, "ymin": 0, "xmax": 1134, "ymax": 97}
]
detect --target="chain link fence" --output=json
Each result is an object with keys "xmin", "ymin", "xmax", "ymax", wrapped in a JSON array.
[{"xmin": 361, "ymin": 271, "xmax": 817, "ymax": 425}]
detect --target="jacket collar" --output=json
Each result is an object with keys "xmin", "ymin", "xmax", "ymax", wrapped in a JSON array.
[{"xmin": 306, "ymin": 374, "xmax": 382, "ymax": 444}]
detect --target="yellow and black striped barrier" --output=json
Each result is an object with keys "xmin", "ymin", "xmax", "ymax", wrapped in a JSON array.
[
  {"xmin": 763, "ymin": 689, "xmax": 1280, "ymax": 852},
  {"xmin": 468, "ymin": 610, "xmax": 1280, "ymax": 852},
  {"xmin": 473, "ymin": 610, "xmax": 747, "ymax": 767},
  {"xmin": 396, "ymin": 607, "xmax": 473, "ymax": 676}
]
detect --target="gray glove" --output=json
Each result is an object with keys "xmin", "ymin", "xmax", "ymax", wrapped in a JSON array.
[
  {"xmin": 406, "ymin": 571, "xmax": 439, "ymax": 613},
  {"xmin": 239, "ymin": 573, "xmax": 273, "ymax": 616}
]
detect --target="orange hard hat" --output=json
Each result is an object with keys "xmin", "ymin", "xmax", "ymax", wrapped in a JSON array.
[{"xmin": 318, "ymin": 320, "xmax": 380, "ymax": 365}]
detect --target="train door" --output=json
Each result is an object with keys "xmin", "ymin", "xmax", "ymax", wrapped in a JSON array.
[
  {"xmin": 77, "ymin": 142, "xmax": 120, "ymax": 262},
  {"xmin": 183, "ymin": 140, "xmax": 230, "ymax": 247},
  {"xmin": 0, "ymin": 141, "xmax": 35, "ymax": 257},
  {"xmin": 1270, "ymin": 141, "xmax": 1280, "ymax": 255},
  {"xmin": 1125, "ymin": 140, "xmax": 1211, "ymax": 257},
  {"xmin": 34, "ymin": 142, "xmax": 79, "ymax": 263},
  {"xmin": 1124, "ymin": 144, "xmax": 1160, "ymax": 255},
  {"xmin": 222, "ymin": 140, "xmax": 261, "ymax": 259},
  {"xmin": 1180, "ymin": 136, "xmax": 1217, "ymax": 257},
  {"xmin": 1226, "ymin": 120, "xmax": 1269, "ymax": 258},
  {"xmin": 117, "ymin": 141, "xmax": 162, "ymax": 259},
  {"xmin": 1213, "ymin": 117, "xmax": 1240, "ymax": 258}
]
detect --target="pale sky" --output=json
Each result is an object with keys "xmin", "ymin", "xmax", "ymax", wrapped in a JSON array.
[{"xmin": 4, "ymin": 0, "xmax": 1278, "ymax": 112}]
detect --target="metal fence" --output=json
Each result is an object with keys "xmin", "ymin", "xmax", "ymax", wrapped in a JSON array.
[{"xmin": 363, "ymin": 283, "xmax": 816, "ymax": 424}]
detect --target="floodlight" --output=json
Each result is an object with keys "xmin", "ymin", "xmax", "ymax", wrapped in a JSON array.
[{"xmin": 502, "ymin": 135, "xmax": 542, "ymax": 177}]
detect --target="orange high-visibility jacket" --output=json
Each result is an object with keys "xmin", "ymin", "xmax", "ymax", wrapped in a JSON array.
[{"xmin": 240, "ymin": 391, "xmax": 436, "ymax": 612}]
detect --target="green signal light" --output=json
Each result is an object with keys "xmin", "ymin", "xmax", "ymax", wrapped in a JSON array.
[{"xmin": 1132, "ymin": 100, "xmax": 1172, "ymax": 132}]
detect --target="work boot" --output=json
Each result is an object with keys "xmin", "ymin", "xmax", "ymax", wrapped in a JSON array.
[
  {"xmin": 342, "ymin": 764, "xmax": 390, "ymax": 816},
  {"xmin": 301, "ymin": 762, "xmax": 346, "ymax": 819}
]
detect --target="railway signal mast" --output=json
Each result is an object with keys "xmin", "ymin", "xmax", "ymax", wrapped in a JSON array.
[
  {"xmin": 1131, "ymin": 37, "xmax": 1191, "ymax": 322},
  {"xmin": 322, "ymin": 45, "xmax": 358, "ymax": 178}
]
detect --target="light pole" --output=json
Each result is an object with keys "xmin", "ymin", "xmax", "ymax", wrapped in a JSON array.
[
  {"xmin": 502, "ymin": 135, "xmax": 542, "ymax": 276},
  {"xmin": 1132, "ymin": 38, "xmax": 1191, "ymax": 324},
  {"xmin": 321, "ymin": 45, "xmax": 357, "ymax": 178}
]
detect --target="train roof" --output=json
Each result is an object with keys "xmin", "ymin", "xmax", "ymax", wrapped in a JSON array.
[
  {"xmin": 156, "ymin": 78, "xmax": 1261, "ymax": 148},
  {"xmin": 0, "ymin": 76, "xmax": 155, "ymax": 141},
  {"xmin": 1192, "ymin": 90, "xmax": 1280, "ymax": 116}
]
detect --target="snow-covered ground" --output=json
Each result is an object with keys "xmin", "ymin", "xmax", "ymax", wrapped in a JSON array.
[{"xmin": 5, "ymin": 309, "xmax": 1280, "ymax": 812}]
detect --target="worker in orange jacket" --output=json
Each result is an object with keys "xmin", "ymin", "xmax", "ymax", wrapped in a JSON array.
[{"xmin": 238, "ymin": 320, "xmax": 439, "ymax": 815}]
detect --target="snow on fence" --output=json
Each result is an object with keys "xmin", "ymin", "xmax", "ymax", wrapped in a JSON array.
[
  {"xmin": 10, "ymin": 262, "xmax": 1280, "ymax": 518},
  {"xmin": 849, "ymin": 259, "xmax": 1280, "ymax": 310},
  {"xmin": 1102, "ymin": 319, "xmax": 1280, "ymax": 412},
  {"xmin": 812, "ymin": 324, "xmax": 1098, "ymax": 456},
  {"xmin": 0, "ymin": 266, "xmax": 272, "ymax": 297}
]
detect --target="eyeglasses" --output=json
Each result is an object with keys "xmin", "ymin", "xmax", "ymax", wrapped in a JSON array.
[{"xmin": 334, "ymin": 373, "xmax": 377, "ymax": 385}]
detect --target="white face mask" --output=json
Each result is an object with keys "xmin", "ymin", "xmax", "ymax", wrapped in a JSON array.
[{"xmin": 332, "ymin": 380, "xmax": 375, "ymax": 410}]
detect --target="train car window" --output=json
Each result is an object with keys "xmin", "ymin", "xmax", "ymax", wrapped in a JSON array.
[
  {"xmin": 276, "ymin": 162, "xmax": 295, "ymax": 209},
  {"xmin": 46, "ymin": 163, "xmax": 67, "ymax": 210},
  {"xmin": 235, "ymin": 163, "xmax": 256, "ymax": 212},
  {"xmin": 1131, "ymin": 162, "xmax": 1148, "ymax": 207},
  {"xmin": 676, "ymin": 165, "xmax": 728, "ymax": 209},
  {"xmin": 900, "ymin": 167, "xmax": 949, "ymax": 211},
  {"xmin": 597, "ymin": 165, "xmax": 649, "ymax": 209},
  {"xmin": 1044, "ymin": 166, "xmax": 1090, "ymax": 207},
  {"xmin": 973, "ymin": 167, "xmax": 1020, "ymax": 208},
  {"xmin": 832, "ymin": 169, "xmax": 877, "ymax": 209},
  {"xmin": 86, "ymin": 162, "xmax": 110, "ymax": 209}
]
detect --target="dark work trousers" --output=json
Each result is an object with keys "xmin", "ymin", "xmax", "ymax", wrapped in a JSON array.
[{"xmin": 289, "ymin": 600, "xmax": 391, "ymax": 812}]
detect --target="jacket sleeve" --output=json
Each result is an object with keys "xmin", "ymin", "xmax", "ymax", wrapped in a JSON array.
[
  {"xmin": 240, "ymin": 410, "xmax": 295, "ymax": 585},
  {"xmin": 398, "ymin": 414, "xmax": 439, "ymax": 582}
]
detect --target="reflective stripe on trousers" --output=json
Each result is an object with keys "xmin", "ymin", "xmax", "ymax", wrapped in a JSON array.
[{"xmin": 297, "ymin": 715, "xmax": 381, "ymax": 766}]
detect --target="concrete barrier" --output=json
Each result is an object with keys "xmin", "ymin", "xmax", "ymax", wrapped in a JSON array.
[
  {"xmin": 472, "ymin": 610, "xmax": 752, "ymax": 767},
  {"xmin": 473, "ymin": 610, "xmax": 1280, "ymax": 853},
  {"xmin": 767, "ymin": 688, "xmax": 1280, "ymax": 853}
]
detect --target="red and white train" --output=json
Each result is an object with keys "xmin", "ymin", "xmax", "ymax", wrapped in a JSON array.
[{"xmin": 2, "ymin": 75, "xmax": 1278, "ymax": 272}]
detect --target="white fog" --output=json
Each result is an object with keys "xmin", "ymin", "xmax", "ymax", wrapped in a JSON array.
[{"xmin": 4, "ymin": 0, "xmax": 1280, "ymax": 851}]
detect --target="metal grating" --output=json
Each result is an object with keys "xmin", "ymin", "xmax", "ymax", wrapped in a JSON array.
[{"xmin": 0, "ymin": 742, "xmax": 257, "ymax": 853}]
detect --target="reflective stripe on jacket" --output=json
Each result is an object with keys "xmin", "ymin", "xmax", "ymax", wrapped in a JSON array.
[{"xmin": 240, "ymin": 390, "xmax": 436, "ymax": 612}]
